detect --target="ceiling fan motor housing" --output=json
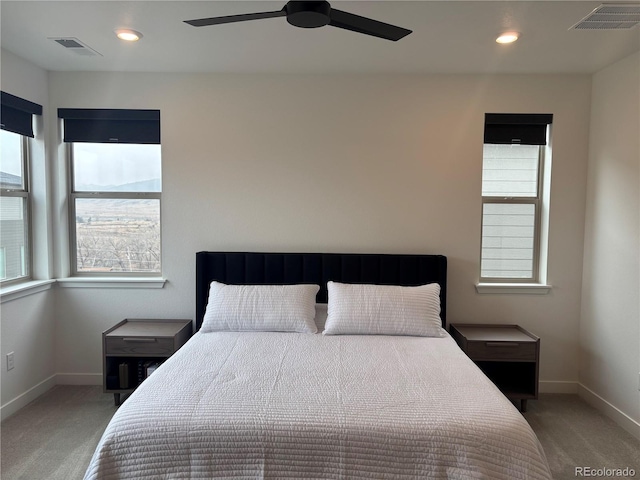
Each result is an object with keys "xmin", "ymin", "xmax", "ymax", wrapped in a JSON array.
[{"xmin": 286, "ymin": 1, "xmax": 331, "ymax": 28}]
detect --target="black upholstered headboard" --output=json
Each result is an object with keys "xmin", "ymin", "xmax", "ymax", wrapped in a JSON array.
[{"xmin": 195, "ymin": 252, "xmax": 447, "ymax": 331}]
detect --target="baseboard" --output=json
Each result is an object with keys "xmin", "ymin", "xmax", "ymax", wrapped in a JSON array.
[
  {"xmin": 0, "ymin": 374, "xmax": 56, "ymax": 421},
  {"xmin": 539, "ymin": 380, "xmax": 578, "ymax": 394},
  {"xmin": 578, "ymin": 383, "xmax": 640, "ymax": 441},
  {"xmin": 55, "ymin": 373, "xmax": 102, "ymax": 385}
]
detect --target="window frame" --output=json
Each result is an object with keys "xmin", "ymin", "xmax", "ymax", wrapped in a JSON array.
[
  {"xmin": 478, "ymin": 114, "xmax": 553, "ymax": 284},
  {"xmin": 480, "ymin": 144, "xmax": 545, "ymax": 283},
  {"xmin": 0, "ymin": 133, "xmax": 32, "ymax": 286},
  {"xmin": 67, "ymin": 143, "xmax": 162, "ymax": 277}
]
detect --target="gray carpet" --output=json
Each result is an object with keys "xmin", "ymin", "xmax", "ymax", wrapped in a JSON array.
[
  {"xmin": 1, "ymin": 387, "xmax": 639, "ymax": 479},
  {"xmin": 523, "ymin": 394, "xmax": 640, "ymax": 480},
  {"xmin": 1, "ymin": 386, "xmax": 117, "ymax": 480}
]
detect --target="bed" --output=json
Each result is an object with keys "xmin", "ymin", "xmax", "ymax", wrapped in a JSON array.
[{"xmin": 85, "ymin": 252, "xmax": 551, "ymax": 479}]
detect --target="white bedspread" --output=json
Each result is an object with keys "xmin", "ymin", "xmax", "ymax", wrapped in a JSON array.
[{"xmin": 85, "ymin": 331, "xmax": 552, "ymax": 479}]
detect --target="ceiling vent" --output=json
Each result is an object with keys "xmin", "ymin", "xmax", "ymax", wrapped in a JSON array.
[
  {"xmin": 48, "ymin": 37, "xmax": 102, "ymax": 56},
  {"xmin": 571, "ymin": 4, "xmax": 640, "ymax": 30}
]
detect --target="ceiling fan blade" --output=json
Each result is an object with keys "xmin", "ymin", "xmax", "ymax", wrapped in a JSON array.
[
  {"xmin": 328, "ymin": 8, "xmax": 411, "ymax": 41},
  {"xmin": 185, "ymin": 9, "xmax": 287, "ymax": 27}
]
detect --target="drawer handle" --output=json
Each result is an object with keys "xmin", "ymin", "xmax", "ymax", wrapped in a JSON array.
[
  {"xmin": 486, "ymin": 342, "xmax": 519, "ymax": 347},
  {"xmin": 122, "ymin": 337, "xmax": 157, "ymax": 343}
]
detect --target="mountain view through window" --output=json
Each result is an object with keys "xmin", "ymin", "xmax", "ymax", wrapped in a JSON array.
[{"xmin": 71, "ymin": 143, "xmax": 161, "ymax": 274}]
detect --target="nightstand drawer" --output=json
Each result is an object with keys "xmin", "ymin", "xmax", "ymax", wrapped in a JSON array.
[
  {"xmin": 466, "ymin": 341, "xmax": 536, "ymax": 361},
  {"xmin": 105, "ymin": 336, "xmax": 174, "ymax": 355}
]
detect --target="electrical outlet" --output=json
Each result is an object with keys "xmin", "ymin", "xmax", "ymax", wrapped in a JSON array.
[{"xmin": 6, "ymin": 352, "xmax": 15, "ymax": 371}]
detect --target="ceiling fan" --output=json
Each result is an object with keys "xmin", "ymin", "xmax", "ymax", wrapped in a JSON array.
[{"xmin": 184, "ymin": 1, "xmax": 412, "ymax": 42}]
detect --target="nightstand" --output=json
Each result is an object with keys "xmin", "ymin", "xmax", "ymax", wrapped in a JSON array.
[
  {"xmin": 103, "ymin": 318, "xmax": 192, "ymax": 405},
  {"xmin": 449, "ymin": 323, "xmax": 539, "ymax": 412}
]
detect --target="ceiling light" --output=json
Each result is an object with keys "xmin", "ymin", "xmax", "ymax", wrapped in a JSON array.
[
  {"xmin": 496, "ymin": 31, "xmax": 519, "ymax": 44},
  {"xmin": 115, "ymin": 29, "xmax": 143, "ymax": 42}
]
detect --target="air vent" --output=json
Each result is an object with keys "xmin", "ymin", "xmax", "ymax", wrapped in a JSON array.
[
  {"xmin": 48, "ymin": 37, "xmax": 102, "ymax": 56},
  {"xmin": 571, "ymin": 4, "xmax": 640, "ymax": 30}
]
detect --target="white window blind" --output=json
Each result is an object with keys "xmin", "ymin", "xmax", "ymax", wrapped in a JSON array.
[
  {"xmin": 482, "ymin": 144, "xmax": 539, "ymax": 197},
  {"xmin": 481, "ymin": 202, "xmax": 536, "ymax": 278}
]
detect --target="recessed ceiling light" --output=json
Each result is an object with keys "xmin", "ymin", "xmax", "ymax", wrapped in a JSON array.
[
  {"xmin": 115, "ymin": 29, "xmax": 143, "ymax": 42},
  {"xmin": 496, "ymin": 31, "xmax": 519, "ymax": 44}
]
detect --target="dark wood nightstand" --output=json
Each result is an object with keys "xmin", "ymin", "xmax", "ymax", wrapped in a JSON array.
[
  {"xmin": 103, "ymin": 318, "xmax": 192, "ymax": 405},
  {"xmin": 450, "ymin": 323, "xmax": 540, "ymax": 412}
]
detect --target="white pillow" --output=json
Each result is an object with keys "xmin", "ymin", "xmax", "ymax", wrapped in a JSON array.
[
  {"xmin": 201, "ymin": 282, "xmax": 320, "ymax": 333},
  {"xmin": 323, "ymin": 282, "xmax": 444, "ymax": 337}
]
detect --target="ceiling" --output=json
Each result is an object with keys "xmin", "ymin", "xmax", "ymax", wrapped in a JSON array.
[{"xmin": 1, "ymin": 1, "xmax": 639, "ymax": 74}]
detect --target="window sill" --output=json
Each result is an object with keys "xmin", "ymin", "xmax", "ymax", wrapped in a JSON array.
[
  {"xmin": 0, "ymin": 279, "xmax": 56, "ymax": 304},
  {"xmin": 56, "ymin": 277, "xmax": 167, "ymax": 289},
  {"xmin": 475, "ymin": 283, "xmax": 552, "ymax": 295}
]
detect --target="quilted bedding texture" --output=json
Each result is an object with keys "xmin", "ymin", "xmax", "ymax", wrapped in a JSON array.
[{"xmin": 85, "ymin": 331, "xmax": 552, "ymax": 479}]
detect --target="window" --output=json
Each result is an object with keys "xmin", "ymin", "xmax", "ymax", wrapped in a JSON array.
[
  {"xmin": 0, "ymin": 92, "xmax": 42, "ymax": 285},
  {"xmin": 480, "ymin": 114, "xmax": 553, "ymax": 283},
  {"xmin": 59, "ymin": 109, "xmax": 161, "ymax": 276}
]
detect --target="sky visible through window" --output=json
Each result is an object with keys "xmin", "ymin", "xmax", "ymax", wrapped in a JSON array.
[
  {"xmin": 73, "ymin": 143, "xmax": 161, "ymax": 191},
  {"xmin": 0, "ymin": 130, "xmax": 22, "ymax": 186}
]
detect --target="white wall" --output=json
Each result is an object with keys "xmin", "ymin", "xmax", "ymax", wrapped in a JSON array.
[
  {"xmin": 48, "ymin": 72, "xmax": 592, "ymax": 387},
  {"xmin": 4, "ymin": 50, "xmax": 639, "ymax": 439},
  {"xmin": 0, "ymin": 49, "xmax": 55, "ymax": 418},
  {"xmin": 580, "ymin": 51, "xmax": 640, "ymax": 436}
]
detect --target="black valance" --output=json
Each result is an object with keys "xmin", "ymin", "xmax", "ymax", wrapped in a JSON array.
[
  {"xmin": 58, "ymin": 108, "xmax": 160, "ymax": 144},
  {"xmin": 484, "ymin": 113, "xmax": 553, "ymax": 145},
  {"xmin": 1, "ymin": 91, "xmax": 43, "ymax": 138}
]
